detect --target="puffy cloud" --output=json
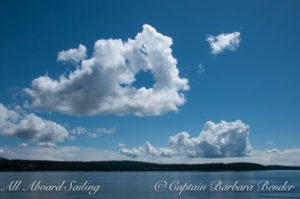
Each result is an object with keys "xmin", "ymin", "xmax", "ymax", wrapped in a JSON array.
[
  {"xmin": 0, "ymin": 103, "xmax": 19, "ymax": 126},
  {"xmin": 207, "ymin": 32, "xmax": 241, "ymax": 55},
  {"xmin": 170, "ymin": 120, "xmax": 252, "ymax": 158},
  {"xmin": 57, "ymin": 44, "xmax": 87, "ymax": 64},
  {"xmin": 25, "ymin": 24, "xmax": 189, "ymax": 116},
  {"xmin": 121, "ymin": 120, "xmax": 252, "ymax": 159},
  {"xmin": 120, "ymin": 148, "xmax": 140, "ymax": 158},
  {"xmin": 0, "ymin": 103, "xmax": 69, "ymax": 145}
]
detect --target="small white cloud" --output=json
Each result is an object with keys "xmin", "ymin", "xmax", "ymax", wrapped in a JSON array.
[
  {"xmin": 72, "ymin": 127, "xmax": 89, "ymax": 136},
  {"xmin": 266, "ymin": 148, "xmax": 279, "ymax": 153},
  {"xmin": 95, "ymin": 127, "xmax": 116, "ymax": 134},
  {"xmin": 0, "ymin": 149, "xmax": 4, "ymax": 153},
  {"xmin": 18, "ymin": 143, "xmax": 28, "ymax": 148},
  {"xmin": 69, "ymin": 135, "xmax": 76, "ymax": 141},
  {"xmin": 207, "ymin": 32, "xmax": 241, "ymax": 55},
  {"xmin": 57, "ymin": 44, "xmax": 87, "ymax": 64},
  {"xmin": 121, "ymin": 120, "xmax": 251, "ymax": 159},
  {"xmin": 198, "ymin": 64, "xmax": 205, "ymax": 74},
  {"xmin": 120, "ymin": 148, "xmax": 140, "ymax": 158},
  {"xmin": 120, "ymin": 142, "xmax": 171, "ymax": 158},
  {"xmin": 87, "ymin": 133, "xmax": 98, "ymax": 138},
  {"xmin": 72, "ymin": 126, "xmax": 115, "ymax": 138},
  {"xmin": 25, "ymin": 24, "xmax": 189, "ymax": 116},
  {"xmin": 118, "ymin": 143, "xmax": 125, "ymax": 148},
  {"xmin": 37, "ymin": 142, "xmax": 56, "ymax": 147}
]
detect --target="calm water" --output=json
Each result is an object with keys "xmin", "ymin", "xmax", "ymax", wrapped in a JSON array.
[{"xmin": 0, "ymin": 171, "xmax": 299, "ymax": 199}]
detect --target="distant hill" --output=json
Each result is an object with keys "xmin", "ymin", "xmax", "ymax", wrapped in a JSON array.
[
  {"xmin": 0, "ymin": 160, "xmax": 299, "ymax": 171},
  {"xmin": 0, "ymin": 157, "xmax": 7, "ymax": 160}
]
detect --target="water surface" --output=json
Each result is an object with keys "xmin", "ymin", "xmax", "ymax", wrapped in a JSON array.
[{"xmin": 0, "ymin": 171, "xmax": 299, "ymax": 199}]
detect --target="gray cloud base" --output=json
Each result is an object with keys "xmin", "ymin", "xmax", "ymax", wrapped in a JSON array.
[{"xmin": 0, "ymin": 103, "xmax": 69, "ymax": 145}]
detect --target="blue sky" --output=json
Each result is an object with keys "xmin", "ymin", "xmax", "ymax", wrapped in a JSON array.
[{"xmin": 0, "ymin": 0, "xmax": 299, "ymax": 164}]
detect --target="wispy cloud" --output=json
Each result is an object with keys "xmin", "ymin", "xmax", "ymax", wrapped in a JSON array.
[
  {"xmin": 71, "ymin": 127, "xmax": 116, "ymax": 138},
  {"xmin": 0, "ymin": 146, "xmax": 125, "ymax": 161},
  {"xmin": 18, "ymin": 143, "xmax": 28, "ymax": 148},
  {"xmin": 118, "ymin": 143, "xmax": 125, "ymax": 148},
  {"xmin": 198, "ymin": 64, "xmax": 205, "ymax": 74},
  {"xmin": 266, "ymin": 148, "xmax": 279, "ymax": 153}
]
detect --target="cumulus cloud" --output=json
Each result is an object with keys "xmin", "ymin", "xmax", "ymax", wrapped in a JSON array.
[
  {"xmin": 207, "ymin": 32, "xmax": 241, "ymax": 55},
  {"xmin": 0, "ymin": 103, "xmax": 69, "ymax": 145},
  {"xmin": 120, "ymin": 148, "xmax": 140, "ymax": 158},
  {"xmin": 170, "ymin": 120, "xmax": 251, "ymax": 158},
  {"xmin": 25, "ymin": 24, "xmax": 189, "ymax": 116},
  {"xmin": 57, "ymin": 44, "xmax": 87, "ymax": 64},
  {"xmin": 121, "ymin": 120, "xmax": 252, "ymax": 159}
]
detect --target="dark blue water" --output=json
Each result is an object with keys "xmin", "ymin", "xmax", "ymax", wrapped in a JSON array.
[{"xmin": 0, "ymin": 171, "xmax": 299, "ymax": 199}]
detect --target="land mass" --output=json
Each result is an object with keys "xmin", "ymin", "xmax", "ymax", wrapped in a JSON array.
[{"xmin": 0, "ymin": 160, "xmax": 299, "ymax": 171}]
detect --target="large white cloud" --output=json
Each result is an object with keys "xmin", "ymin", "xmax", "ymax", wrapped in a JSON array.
[
  {"xmin": 207, "ymin": 32, "xmax": 241, "ymax": 55},
  {"xmin": 25, "ymin": 24, "xmax": 189, "ymax": 116},
  {"xmin": 0, "ymin": 103, "xmax": 69, "ymax": 145},
  {"xmin": 121, "ymin": 120, "xmax": 252, "ymax": 159}
]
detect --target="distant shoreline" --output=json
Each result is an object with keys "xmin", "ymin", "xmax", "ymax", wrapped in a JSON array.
[{"xmin": 0, "ymin": 160, "xmax": 300, "ymax": 172}]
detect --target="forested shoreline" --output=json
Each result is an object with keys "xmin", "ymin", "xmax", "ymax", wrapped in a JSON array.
[{"xmin": 0, "ymin": 160, "xmax": 299, "ymax": 171}]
